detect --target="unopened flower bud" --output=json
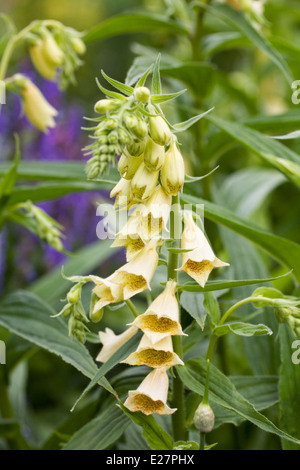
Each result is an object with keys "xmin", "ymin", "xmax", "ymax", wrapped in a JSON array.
[
  {"xmin": 124, "ymin": 154, "xmax": 143, "ymax": 180},
  {"xmin": 161, "ymin": 141, "xmax": 185, "ymax": 195},
  {"xmin": 67, "ymin": 284, "xmax": 81, "ymax": 304},
  {"xmin": 42, "ymin": 34, "xmax": 64, "ymax": 67},
  {"xmin": 71, "ymin": 36, "xmax": 86, "ymax": 54},
  {"xmin": 135, "ymin": 86, "xmax": 151, "ymax": 103},
  {"xmin": 144, "ymin": 137, "xmax": 165, "ymax": 171},
  {"xmin": 95, "ymin": 99, "xmax": 116, "ymax": 114},
  {"xmin": 194, "ymin": 402, "xmax": 215, "ymax": 433},
  {"xmin": 118, "ymin": 154, "xmax": 128, "ymax": 176},
  {"xmin": 90, "ymin": 293, "xmax": 103, "ymax": 323},
  {"xmin": 149, "ymin": 116, "xmax": 171, "ymax": 146},
  {"xmin": 29, "ymin": 40, "xmax": 57, "ymax": 81}
]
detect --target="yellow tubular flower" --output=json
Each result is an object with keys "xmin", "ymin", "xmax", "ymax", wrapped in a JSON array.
[
  {"xmin": 123, "ymin": 154, "xmax": 144, "ymax": 180},
  {"xmin": 144, "ymin": 137, "xmax": 165, "ymax": 171},
  {"xmin": 29, "ymin": 40, "xmax": 57, "ymax": 81},
  {"xmin": 137, "ymin": 185, "xmax": 172, "ymax": 238},
  {"xmin": 111, "ymin": 239, "xmax": 159, "ymax": 300},
  {"xmin": 110, "ymin": 178, "xmax": 133, "ymax": 208},
  {"xmin": 131, "ymin": 162, "xmax": 159, "ymax": 202},
  {"xmin": 131, "ymin": 280, "xmax": 186, "ymax": 344},
  {"xmin": 124, "ymin": 367, "xmax": 176, "ymax": 415},
  {"xmin": 122, "ymin": 334, "xmax": 184, "ymax": 368},
  {"xmin": 91, "ymin": 276, "xmax": 124, "ymax": 311},
  {"xmin": 161, "ymin": 140, "xmax": 185, "ymax": 196},
  {"xmin": 177, "ymin": 212, "xmax": 229, "ymax": 287},
  {"xmin": 111, "ymin": 213, "xmax": 146, "ymax": 262},
  {"xmin": 118, "ymin": 154, "xmax": 128, "ymax": 177},
  {"xmin": 96, "ymin": 326, "xmax": 138, "ymax": 363},
  {"xmin": 20, "ymin": 78, "xmax": 58, "ymax": 132}
]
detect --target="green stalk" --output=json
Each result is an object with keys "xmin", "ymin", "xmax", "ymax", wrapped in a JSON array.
[{"xmin": 168, "ymin": 194, "xmax": 187, "ymax": 442}]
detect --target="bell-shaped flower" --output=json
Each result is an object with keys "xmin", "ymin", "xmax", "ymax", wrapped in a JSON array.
[
  {"xmin": 177, "ymin": 212, "xmax": 229, "ymax": 287},
  {"xmin": 111, "ymin": 239, "xmax": 159, "ymax": 300},
  {"xmin": 144, "ymin": 138, "xmax": 165, "ymax": 171},
  {"xmin": 124, "ymin": 367, "xmax": 176, "ymax": 416},
  {"xmin": 137, "ymin": 185, "xmax": 172, "ymax": 239},
  {"xmin": 131, "ymin": 281, "xmax": 186, "ymax": 344},
  {"xmin": 111, "ymin": 213, "xmax": 146, "ymax": 261},
  {"xmin": 29, "ymin": 40, "xmax": 57, "ymax": 81},
  {"xmin": 110, "ymin": 178, "xmax": 133, "ymax": 209},
  {"xmin": 161, "ymin": 140, "xmax": 185, "ymax": 196},
  {"xmin": 91, "ymin": 275, "xmax": 124, "ymax": 312},
  {"xmin": 122, "ymin": 334, "xmax": 184, "ymax": 368},
  {"xmin": 96, "ymin": 326, "xmax": 138, "ymax": 363},
  {"xmin": 42, "ymin": 33, "xmax": 64, "ymax": 67},
  {"xmin": 17, "ymin": 77, "xmax": 58, "ymax": 132},
  {"xmin": 124, "ymin": 154, "xmax": 144, "ymax": 180},
  {"xmin": 131, "ymin": 162, "xmax": 159, "ymax": 201}
]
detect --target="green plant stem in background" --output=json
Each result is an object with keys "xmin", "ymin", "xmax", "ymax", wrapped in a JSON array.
[
  {"xmin": 125, "ymin": 299, "xmax": 139, "ymax": 318},
  {"xmin": 168, "ymin": 194, "xmax": 187, "ymax": 442}
]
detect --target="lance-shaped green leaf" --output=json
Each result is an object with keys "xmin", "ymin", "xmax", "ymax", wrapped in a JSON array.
[
  {"xmin": 151, "ymin": 89, "xmax": 187, "ymax": 104},
  {"xmin": 0, "ymin": 291, "xmax": 114, "ymax": 395},
  {"xmin": 101, "ymin": 70, "xmax": 134, "ymax": 96},
  {"xmin": 95, "ymin": 77, "xmax": 128, "ymax": 101},
  {"xmin": 71, "ymin": 330, "xmax": 143, "ymax": 411},
  {"xmin": 0, "ymin": 135, "xmax": 20, "ymax": 201},
  {"xmin": 196, "ymin": 2, "xmax": 293, "ymax": 83},
  {"xmin": 181, "ymin": 193, "xmax": 300, "ymax": 283},
  {"xmin": 213, "ymin": 322, "xmax": 273, "ymax": 338},
  {"xmin": 84, "ymin": 13, "xmax": 188, "ymax": 43},
  {"xmin": 172, "ymin": 108, "xmax": 214, "ymax": 133},
  {"xmin": 63, "ymin": 401, "xmax": 130, "ymax": 450},
  {"xmin": 177, "ymin": 272, "xmax": 292, "ymax": 293},
  {"xmin": 178, "ymin": 358, "xmax": 300, "ymax": 444},
  {"xmin": 152, "ymin": 54, "xmax": 162, "ymax": 95},
  {"xmin": 204, "ymin": 292, "xmax": 221, "ymax": 326},
  {"xmin": 118, "ymin": 402, "xmax": 174, "ymax": 451},
  {"xmin": 279, "ymin": 324, "xmax": 300, "ymax": 450}
]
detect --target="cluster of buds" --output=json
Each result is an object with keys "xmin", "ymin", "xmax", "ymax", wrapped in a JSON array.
[
  {"xmin": 251, "ymin": 287, "xmax": 300, "ymax": 338},
  {"xmin": 13, "ymin": 200, "xmax": 65, "ymax": 251},
  {"xmin": 60, "ymin": 70, "xmax": 229, "ymax": 418},
  {"xmin": 84, "ymin": 78, "xmax": 186, "ymax": 190},
  {"xmin": 4, "ymin": 21, "xmax": 85, "ymax": 133},
  {"xmin": 28, "ymin": 22, "xmax": 86, "ymax": 89}
]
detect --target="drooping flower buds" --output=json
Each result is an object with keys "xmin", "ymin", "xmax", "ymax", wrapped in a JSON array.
[{"xmin": 134, "ymin": 86, "xmax": 151, "ymax": 103}]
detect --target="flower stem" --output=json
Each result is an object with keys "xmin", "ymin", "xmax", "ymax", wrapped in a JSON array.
[
  {"xmin": 168, "ymin": 194, "xmax": 187, "ymax": 441},
  {"xmin": 125, "ymin": 299, "xmax": 139, "ymax": 318}
]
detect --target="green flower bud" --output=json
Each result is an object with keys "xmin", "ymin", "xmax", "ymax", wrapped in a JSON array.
[
  {"xmin": 149, "ymin": 116, "xmax": 171, "ymax": 146},
  {"xmin": 134, "ymin": 86, "xmax": 151, "ymax": 103},
  {"xmin": 194, "ymin": 402, "xmax": 215, "ymax": 433},
  {"xmin": 71, "ymin": 36, "xmax": 86, "ymax": 55},
  {"xmin": 106, "ymin": 119, "xmax": 117, "ymax": 130},
  {"xmin": 90, "ymin": 293, "xmax": 104, "ymax": 323},
  {"xmin": 95, "ymin": 99, "xmax": 116, "ymax": 114},
  {"xmin": 108, "ymin": 132, "xmax": 119, "ymax": 144},
  {"xmin": 118, "ymin": 129, "xmax": 130, "ymax": 145},
  {"xmin": 97, "ymin": 135, "xmax": 108, "ymax": 145},
  {"xmin": 118, "ymin": 154, "xmax": 128, "ymax": 176},
  {"xmin": 67, "ymin": 284, "xmax": 81, "ymax": 304},
  {"xmin": 161, "ymin": 141, "xmax": 185, "ymax": 195}
]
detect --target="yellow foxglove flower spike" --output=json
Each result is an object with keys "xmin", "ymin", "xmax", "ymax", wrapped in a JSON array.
[
  {"xmin": 131, "ymin": 280, "xmax": 186, "ymax": 344},
  {"xmin": 17, "ymin": 77, "xmax": 58, "ymax": 132},
  {"xmin": 161, "ymin": 140, "xmax": 185, "ymax": 196},
  {"xmin": 122, "ymin": 334, "xmax": 184, "ymax": 368},
  {"xmin": 96, "ymin": 326, "xmax": 138, "ymax": 363},
  {"xmin": 131, "ymin": 162, "xmax": 159, "ymax": 202},
  {"xmin": 124, "ymin": 367, "xmax": 176, "ymax": 416},
  {"xmin": 123, "ymin": 154, "xmax": 144, "ymax": 180},
  {"xmin": 111, "ymin": 239, "xmax": 159, "ymax": 300},
  {"xmin": 177, "ymin": 212, "xmax": 229, "ymax": 287},
  {"xmin": 91, "ymin": 276, "xmax": 124, "ymax": 312}
]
